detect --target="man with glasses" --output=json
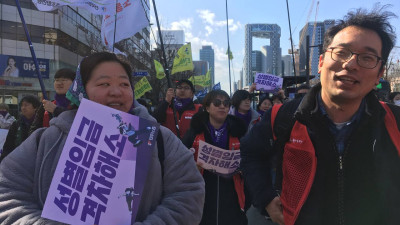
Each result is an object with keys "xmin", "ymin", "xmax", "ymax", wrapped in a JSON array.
[
  {"xmin": 29, "ymin": 68, "xmax": 75, "ymax": 133},
  {"xmin": 240, "ymin": 6, "xmax": 400, "ymax": 225},
  {"xmin": 153, "ymin": 79, "xmax": 202, "ymax": 138}
]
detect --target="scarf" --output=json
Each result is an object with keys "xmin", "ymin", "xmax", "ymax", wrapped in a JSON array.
[
  {"xmin": 174, "ymin": 97, "xmax": 192, "ymax": 111},
  {"xmin": 207, "ymin": 121, "xmax": 228, "ymax": 149},
  {"xmin": 54, "ymin": 94, "xmax": 70, "ymax": 108},
  {"xmin": 235, "ymin": 109, "xmax": 252, "ymax": 127},
  {"xmin": 0, "ymin": 111, "xmax": 7, "ymax": 117}
]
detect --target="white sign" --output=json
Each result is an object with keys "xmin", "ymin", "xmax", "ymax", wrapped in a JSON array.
[
  {"xmin": 254, "ymin": 73, "xmax": 283, "ymax": 92},
  {"xmin": 197, "ymin": 140, "xmax": 240, "ymax": 175}
]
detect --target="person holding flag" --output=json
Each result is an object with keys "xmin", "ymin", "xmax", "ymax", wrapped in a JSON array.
[{"xmin": 153, "ymin": 79, "xmax": 202, "ymax": 138}]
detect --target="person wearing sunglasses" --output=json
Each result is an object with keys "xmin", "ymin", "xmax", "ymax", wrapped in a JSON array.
[
  {"xmin": 241, "ymin": 6, "xmax": 400, "ymax": 225},
  {"xmin": 183, "ymin": 90, "xmax": 248, "ymax": 225},
  {"xmin": 153, "ymin": 79, "xmax": 202, "ymax": 138}
]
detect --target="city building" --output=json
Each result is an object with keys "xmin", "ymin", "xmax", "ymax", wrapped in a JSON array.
[
  {"xmin": 244, "ymin": 23, "xmax": 281, "ymax": 86},
  {"xmin": 282, "ymin": 55, "xmax": 294, "ymax": 76},
  {"xmin": 261, "ymin": 45, "xmax": 282, "ymax": 75},
  {"xmin": 251, "ymin": 50, "xmax": 262, "ymax": 73},
  {"xmin": 299, "ymin": 19, "xmax": 334, "ymax": 76},
  {"xmin": 0, "ymin": 0, "xmax": 151, "ymax": 111},
  {"xmin": 199, "ymin": 45, "xmax": 214, "ymax": 86}
]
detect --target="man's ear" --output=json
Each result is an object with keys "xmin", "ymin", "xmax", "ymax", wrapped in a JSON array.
[{"xmin": 318, "ymin": 54, "xmax": 324, "ymax": 74}]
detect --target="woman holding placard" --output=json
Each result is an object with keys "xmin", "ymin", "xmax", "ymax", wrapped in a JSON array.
[
  {"xmin": 0, "ymin": 52, "xmax": 205, "ymax": 225},
  {"xmin": 183, "ymin": 90, "xmax": 249, "ymax": 225}
]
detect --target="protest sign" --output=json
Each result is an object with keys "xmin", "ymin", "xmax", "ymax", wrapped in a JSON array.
[
  {"xmin": 254, "ymin": 73, "xmax": 283, "ymax": 92},
  {"xmin": 134, "ymin": 77, "xmax": 152, "ymax": 99},
  {"xmin": 42, "ymin": 98, "xmax": 159, "ymax": 225},
  {"xmin": 197, "ymin": 140, "xmax": 241, "ymax": 175}
]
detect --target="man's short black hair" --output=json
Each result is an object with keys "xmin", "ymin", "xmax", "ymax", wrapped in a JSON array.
[
  {"xmin": 323, "ymin": 4, "xmax": 397, "ymax": 71},
  {"xmin": 54, "ymin": 68, "xmax": 76, "ymax": 81},
  {"xmin": 176, "ymin": 79, "xmax": 195, "ymax": 92}
]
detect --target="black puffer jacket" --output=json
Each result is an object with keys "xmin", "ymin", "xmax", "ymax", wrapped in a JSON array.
[
  {"xmin": 182, "ymin": 111, "xmax": 249, "ymax": 225},
  {"xmin": 241, "ymin": 83, "xmax": 400, "ymax": 225}
]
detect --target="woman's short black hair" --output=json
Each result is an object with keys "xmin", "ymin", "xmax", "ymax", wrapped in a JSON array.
[
  {"xmin": 231, "ymin": 90, "xmax": 250, "ymax": 109},
  {"xmin": 80, "ymin": 52, "xmax": 133, "ymax": 87},
  {"xmin": 19, "ymin": 95, "xmax": 40, "ymax": 109},
  {"xmin": 389, "ymin": 92, "xmax": 400, "ymax": 102},
  {"xmin": 202, "ymin": 90, "xmax": 230, "ymax": 108},
  {"xmin": 257, "ymin": 96, "xmax": 272, "ymax": 111},
  {"xmin": 54, "ymin": 68, "xmax": 76, "ymax": 81}
]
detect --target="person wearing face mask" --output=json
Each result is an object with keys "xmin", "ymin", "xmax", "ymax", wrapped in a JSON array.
[
  {"xmin": 153, "ymin": 79, "xmax": 202, "ymax": 138},
  {"xmin": 0, "ymin": 52, "xmax": 205, "ymax": 224},
  {"xmin": 0, "ymin": 95, "xmax": 40, "ymax": 162},
  {"xmin": 229, "ymin": 90, "xmax": 260, "ymax": 132},
  {"xmin": 389, "ymin": 92, "xmax": 400, "ymax": 106},
  {"xmin": 29, "ymin": 68, "xmax": 75, "ymax": 134},
  {"xmin": 183, "ymin": 90, "xmax": 249, "ymax": 225}
]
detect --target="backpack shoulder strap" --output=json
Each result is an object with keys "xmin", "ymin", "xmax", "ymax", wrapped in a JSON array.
[
  {"xmin": 157, "ymin": 130, "xmax": 165, "ymax": 177},
  {"xmin": 380, "ymin": 102, "xmax": 400, "ymax": 156},
  {"xmin": 271, "ymin": 104, "xmax": 283, "ymax": 140}
]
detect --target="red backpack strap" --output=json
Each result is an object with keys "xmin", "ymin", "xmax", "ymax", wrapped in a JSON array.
[
  {"xmin": 380, "ymin": 102, "xmax": 400, "ymax": 156},
  {"xmin": 271, "ymin": 104, "xmax": 283, "ymax": 140}
]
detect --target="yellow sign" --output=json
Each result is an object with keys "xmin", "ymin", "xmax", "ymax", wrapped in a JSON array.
[
  {"xmin": 171, "ymin": 43, "xmax": 194, "ymax": 74},
  {"xmin": 204, "ymin": 68, "xmax": 211, "ymax": 87},
  {"xmin": 154, "ymin": 60, "xmax": 165, "ymax": 79},
  {"xmin": 134, "ymin": 77, "xmax": 152, "ymax": 99}
]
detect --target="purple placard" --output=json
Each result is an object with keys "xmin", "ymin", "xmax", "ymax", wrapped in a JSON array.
[
  {"xmin": 42, "ymin": 98, "xmax": 159, "ymax": 225},
  {"xmin": 254, "ymin": 73, "xmax": 283, "ymax": 92},
  {"xmin": 197, "ymin": 140, "xmax": 241, "ymax": 175}
]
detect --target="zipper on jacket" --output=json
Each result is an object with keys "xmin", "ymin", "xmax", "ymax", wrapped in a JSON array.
[{"xmin": 337, "ymin": 140, "xmax": 351, "ymax": 225}]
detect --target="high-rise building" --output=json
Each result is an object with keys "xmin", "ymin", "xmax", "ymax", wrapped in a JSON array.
[
  {"xmin": 244, "ymin": 24, "xmax": 281, "ymax": 86},
  {"xmin": 0, "ymin": 1, "xmax": 151, "ymax": 107},
  {"xmin": 282, "ymin": 55, "xmax": 294, "ymax": 76},
  {"xmin": 299, "ymin": 20, "xmax": 334, "ymax": 76},
  {"xmin": 251, "ymin": 50, "xmax": 263, "ymax": 72},
  {"xmin": 261, "ymin": 45, "xmax": 282, "ymax": 75},
  {"xmin": 199, "ymin": 45, "xmax": 214, "ymax": 86}
]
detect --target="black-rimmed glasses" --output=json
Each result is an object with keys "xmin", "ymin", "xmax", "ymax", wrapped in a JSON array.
[
  {"xmin": 212, "ymin": 99, "xmax": 230, "ymax": 107},
  {"xmin": 326, "ymin": 47, "xmax": 383, "ymax": 69}
]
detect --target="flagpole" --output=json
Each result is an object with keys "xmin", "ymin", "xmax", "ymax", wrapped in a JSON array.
[
  {"xmin": 225, "ymin": 0, "xmax": 232, "ymax": 96},
  {"xmin": 286, "ymin": 0, "xmax": 297, "ymax": 85},
  {"xmin": 112, "ymin": 0, "xmax": 119, "ymax": 52},
  {"xmin": 15, "ymin": 0, "xmax": 48, "ymax": 100},
  {"xmin": 152, "ymin": 0, "xmax": 181, "ymax": 138}
]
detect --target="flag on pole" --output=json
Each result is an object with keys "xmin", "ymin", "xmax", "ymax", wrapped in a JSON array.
[
  {"xmin": 154, "ymin": 60, "xmax": 165, "ymax": 79},
  {"xmin": 226, "ymin": 48, "xmax": 233, "ymax": 60},
  {"xmin": 101, "ymin": 0, "xmax": 149, "ymax": 50},
  {"xmin": 188, "ymin": 75, "xmax": 205, "ymax": 87},
  {"xmin": 134, "ymin": 76, "xmax": 152, "ymax": 99},
  {"xmin": 212, "ymin": 82, "xmax": 221, "ymax": 90},
  {"xmin": 171, "ymin": 43, "xmax": 194, "ymax": 74},
  {"xmin": 32, "ymin": 0, "xmax": 114, "ymax": 14}
]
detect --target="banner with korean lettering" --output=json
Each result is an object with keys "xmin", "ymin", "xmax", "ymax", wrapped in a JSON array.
[
  {"xmin": 197, "ymin": 140, "xmax": 240, "ymax": 175},
  {"xmin": 101, "ymin": 0, "xmax": 149, "ymax": 50},
  {"xmin": 254, "ymin": 73, "xmax": 283, "ymax": 92},
  {"xmin": 171, "ymin": 43, "xmax": 194, "ymax": 74},
  {"xmin": 32, "ymin": 0, "xmax": 115, "ymax": 14},
  {"xmin": 42, "ymin": 98, "xmax": 159, "ymax": 225},
  {"xmin": 134, "ymin": 76, "xmax": 152, "ymax": 99},
  {"xmin": 0, "ymin": 54, "xmax": 49, "ymax": 78}
]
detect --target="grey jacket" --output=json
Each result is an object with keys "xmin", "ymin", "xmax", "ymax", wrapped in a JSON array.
[{"xmin": 0, "ymin": 103, "xmax": 205, "ymax": 225}]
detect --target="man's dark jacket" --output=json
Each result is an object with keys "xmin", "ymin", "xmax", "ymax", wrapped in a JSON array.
[{"xmin": 240, "ymin": 83, "xmax": 400, "ymax": 225}]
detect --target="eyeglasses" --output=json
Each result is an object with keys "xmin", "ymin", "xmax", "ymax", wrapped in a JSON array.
[
  {"xmin": 326, "ymin": 47, "xmax": 383, "ymax": 69},
  {"xmin": 54, "ymin": 78, "xmax": 70, "ymax": 83},
  {"xmin": 176, "ymin": 86, "xmax": 192, "ymax": 91},
  {"xmin": 212, "ymin": 99, "xmax": 230, "ymax": 107}
]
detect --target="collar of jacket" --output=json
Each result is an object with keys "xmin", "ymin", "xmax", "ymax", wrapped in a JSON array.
[
  {"xmin": 189, "ymin": 111, "xmax": 247, "ymax": 137},
  {"xmin": 294, "ymin": 82, "xmax": 387, "ymax": 124}
]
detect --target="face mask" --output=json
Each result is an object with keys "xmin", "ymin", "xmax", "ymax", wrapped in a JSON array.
[{"xmin": 394, "ymin": 100, "xmax": 400, "ymax": 106}]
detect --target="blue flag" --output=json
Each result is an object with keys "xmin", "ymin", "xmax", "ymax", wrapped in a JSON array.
[{"xmin": 212, "ymin": 82, "xmax": 221, "ymax": 90}]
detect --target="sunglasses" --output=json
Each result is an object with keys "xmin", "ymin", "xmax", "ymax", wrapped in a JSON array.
[{"xmin": 212, "ymin": 99, "xmax": 230, "ymax": 107}]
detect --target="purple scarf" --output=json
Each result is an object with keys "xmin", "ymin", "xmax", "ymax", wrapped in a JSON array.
[
  {"xmin": 207, "ymin": 121, "xmax": 228, "ymax": 149},
  {"xmin": 54, "ymin": 94, "xmax": 70, "ymax": 108},
  {"xmin": 21, "ymin": 115, "xmax": 34, "ymax": 126},
  {"xmin": 235, "ymin": 109, "xmax": 252, "ymax": 127},
  {"xmin": 0, "ymin": 111, "xmax": 7, "ymax": 117},
  {"xmin": 174, "ymin": 98, "xmax": 192, "ymax": 111}
]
